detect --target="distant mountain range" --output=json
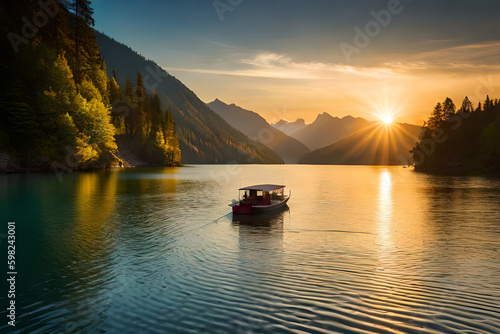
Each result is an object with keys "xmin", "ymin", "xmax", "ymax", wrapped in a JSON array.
[
  {"xmin": 95, "ymin": 32, "xmax": 283, "ymax": 164},
  {"xmin": 289, "ymin": 113, "xmax": 372, "ymax": 151},
  {"xmin": 96, "ymin": 31, "xmax": 422, "ymax": 166},
  {"xmin": 207, "ymin": 99, "xmax": 310, "ymax": 163},
  {"xmin": 300, "ymin": 123, "xmax": 422, "ymax": 165},
  {"xmin": 271, "ymin": 119, "xmax": 307, "ymax": 136}
]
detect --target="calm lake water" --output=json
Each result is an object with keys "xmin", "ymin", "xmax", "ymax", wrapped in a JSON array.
[{"xmin": 1, "ymin": 165, "xmax": 500, "ymax": 333}]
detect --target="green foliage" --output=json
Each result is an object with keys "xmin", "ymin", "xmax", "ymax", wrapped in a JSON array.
[
  {"xmin": 79, "ymin": 77, "xmax": 102, "ymax": 101},
  {"xmin": 96, "ymin": 31, "xmax": 283, "ymax": 164},
  {"xmin": 0, "ymin": 1, "xmax": 122, "ymax": 170},
  {"xmin": 112, "ymin": 75, "xmax": 181, "ymax": 166}
]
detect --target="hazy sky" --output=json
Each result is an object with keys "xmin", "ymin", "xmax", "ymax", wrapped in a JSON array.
[{"xmin": 93, "ymin": 0, "xmax": 500, "ymax": 124}]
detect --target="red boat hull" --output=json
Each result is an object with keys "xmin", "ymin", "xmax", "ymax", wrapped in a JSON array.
[
  {"xmin": 232, "ymin": 203, "xmax": 253, "ymax": 214},
  {"xmin": 232, "ymin": 197, "xmax": 289, "ymax": 215}
]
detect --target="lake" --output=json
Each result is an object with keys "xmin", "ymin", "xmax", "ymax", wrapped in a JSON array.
[{"xmin": 1, "ymin": 165, "xmax": 500, "ymax": 333}]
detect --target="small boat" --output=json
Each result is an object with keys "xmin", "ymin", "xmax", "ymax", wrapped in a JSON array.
[{"xmin": 230, "ymin": 184, "xmax": 290, "ymax": 215}]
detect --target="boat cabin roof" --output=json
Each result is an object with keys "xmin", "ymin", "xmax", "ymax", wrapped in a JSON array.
[{"xmin": 239, "ymin": 184, "xmax": 285, "ymax": 192}]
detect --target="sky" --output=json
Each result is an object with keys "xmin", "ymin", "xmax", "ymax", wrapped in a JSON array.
[{"xmin": 92, "ymin": 0, "xmax": 500, "ymax": 125}]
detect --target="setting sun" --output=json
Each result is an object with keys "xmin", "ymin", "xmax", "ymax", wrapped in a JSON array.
[{"xmin": 381, "ymin": 115, "xmax": 394, "ymax": 125}]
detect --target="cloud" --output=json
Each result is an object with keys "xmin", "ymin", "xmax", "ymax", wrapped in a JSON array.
[
  {"xmin": 168, "ymin": 52, "xmax": 404, "ymax": 80},
  {"xmin": 415, "ymin": 41, "xmax": 500, "ymax": 71}
]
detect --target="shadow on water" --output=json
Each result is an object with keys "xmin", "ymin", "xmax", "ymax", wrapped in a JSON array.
[{"xmin": 232, "ymin": 207, "xmax": 287, "ymax": 275}]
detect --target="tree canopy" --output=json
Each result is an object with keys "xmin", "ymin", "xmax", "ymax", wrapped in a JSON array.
[
  {"xmin": 0, "ymin": 0, "xmax": 181, "ymax": 170},
  {"xmin": 412, "ymin": 96, "xmax": 500, "ymax": 174}
]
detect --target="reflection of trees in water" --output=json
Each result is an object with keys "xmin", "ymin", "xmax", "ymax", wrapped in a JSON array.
[{"xmin": 420, "ymin": 176, "xmax": 500, "ymax": 283}]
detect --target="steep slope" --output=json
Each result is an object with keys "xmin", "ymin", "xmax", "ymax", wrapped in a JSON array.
[
  {"xmin": 207, "ymin": 99, "xmax": 310, "ymax": 163},
  {"xmin": 95, "ymin": 32, "xmax": 283, "ymax": 164},
  {"xmin": 292, "ymin": 113, "xmax": 371, "ymax": 150},
  {"xmin": 300, "ymin": 123, "xmax": 422, "ymax": 165},
  {"xmin": 271, "ymin": 119, "xmax": 307, "ymax": 136}
]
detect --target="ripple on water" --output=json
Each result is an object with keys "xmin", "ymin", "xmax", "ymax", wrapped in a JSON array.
[{"xmin": 2, "ymin": 166, "xmax": 500, "ymax": 334}]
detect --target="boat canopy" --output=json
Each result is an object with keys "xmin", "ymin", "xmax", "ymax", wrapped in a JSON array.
[{"xmin": 239, "ymin": 184, "xmax": 285, "ymax": 192}]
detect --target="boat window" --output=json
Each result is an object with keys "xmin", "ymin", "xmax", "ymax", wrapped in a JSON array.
[{"xmin": 257, "ymin": 191, "xmax": 263, "ymax": 197}]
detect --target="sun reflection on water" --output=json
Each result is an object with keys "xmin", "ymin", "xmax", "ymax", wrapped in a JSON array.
[
  {"xmin": 378, "ymin": 169, "xmax": 393, "ymax": 226},
  {"xmin": 377, "ymin": 169, "xmax": 394, "ymax": 262}
]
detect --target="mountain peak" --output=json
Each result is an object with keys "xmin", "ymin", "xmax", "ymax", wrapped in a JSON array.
[
  {"xmin": 274, "ymin": 118, "xmax": 306, "ymax": 127},
  {"xmin": 207, "ymin": 100, "xmax": 310, "ymax": 163},
  {"xmin": 210, "ymin": 98, "xmax": 226, "ymax": 105},
  {"xmin": 314, "ymin": 112, "xmax": 337, "ymax": 123}
]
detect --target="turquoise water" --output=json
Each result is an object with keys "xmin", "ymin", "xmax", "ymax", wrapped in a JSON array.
[{"xmin": 1, "ymin": 165, "xmax": 500, "ymax": 333}]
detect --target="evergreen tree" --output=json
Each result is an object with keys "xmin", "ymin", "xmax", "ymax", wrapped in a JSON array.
[
  {"xmin": 124, "ymin": 76, "xmax": 134, "ymax": 135},
  {"xmin": 0, "ymin": 1, "xmax": 180, "ymax": 169},
  {"xmin": 476, "ymin": 102, "xmax": 482, "ymax": 112},
  {"xmin": 485, "ymin": 95, "xmax": 493, "ymax": 110},
  {"xmin": 442, "ymin": 97, "xmax": 456, "ymax": 120},
  {"xmin": 459, "ymin": 96, "xmax": 473, "ymax": 113},
  {"xmin": 428, "ymin": 102, "xmax": 443, "ymax": 130},
  {"xmin": 108, "ymin": 77, "xmax": 122, "ymax": 129},
  {"xmin": 108, "ymin": 77, "xmax": 121, "ymax": 103},
  {"xmin": 135, "ymin": 72, "xmax": 145, "ymax": 138},
  {"xmin": 69, "ymin": 0, "xmax": 95, "ymax": 85}
]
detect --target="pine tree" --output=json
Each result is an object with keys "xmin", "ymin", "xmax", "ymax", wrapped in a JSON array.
[
  {"xmin": 0, "ymin": 0, "xmax": 120, "ymax": 169},
  {"xmin": 428, "ymin": 102, "xmax": 443, "ymax": 130},
  {"xmin": 124, "ymin": 77, "xmax": 134, "ymax": 135},
  {"xmin": 459, "ymin": 96, "xmax": 473, "ymax": 113},
  {"xmin": 485, "ymin": 95, "xmax": 493, "ymax": 110},
  {"xmin": 108, "ymin": 77, "xmax": 121, "ymax": 103},
  {"xmin": 148, "ymin": 93, "xmax": 163, "ymax": 140},
  {"xmin": 69, "ymin": 0, "xmax": 95, "ymax": 85},
  {"xmin": 108, "ymin": 77, "xmax": 122, "ymax": 129},
  {"xmin": 135, "ymin": 72, "xmax": 145, "ymax": 138},
  {"xmin": 442, "ymin": 97, "xmax": 456, "ymax": 120},
  {"xmin": 125, "ymin": 77, "xmax": 133, "ymax": 97}
]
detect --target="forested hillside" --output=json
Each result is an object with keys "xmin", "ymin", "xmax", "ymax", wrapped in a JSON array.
[
  {"xmin": 0, "ymin": 0, "xmax": 181, "ymax": 171},
  {"xmin": 412, "ymin": 96, "xmax": 500, "ymax": 174},
  {"xmin": 96, "ymin": 32, "xmax": 283, "ymax": 164}
]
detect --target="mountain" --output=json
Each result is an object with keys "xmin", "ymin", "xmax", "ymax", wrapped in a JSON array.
[
  {"xmin": 95, "ymin": 32, "xmax": 283, "ymax": 164},
  {"xmin": 291, "ymin": 113, "xmax": 372, "ymax": 150},
  {"xmin": 300, "ymin": 123, "xmax": 422, "ymax": 165},
  {"xmin": 271, "ymin": 119, "xmax": 307, "ymax": 136},
  {"xmin": 207, "ymin": 99, "xmax": 310, "ymax": 163}
]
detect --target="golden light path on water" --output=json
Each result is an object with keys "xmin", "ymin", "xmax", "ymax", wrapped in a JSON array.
[{"xmin": 1, "ymin": 166, "xmax": 500, "ymax": 333}]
